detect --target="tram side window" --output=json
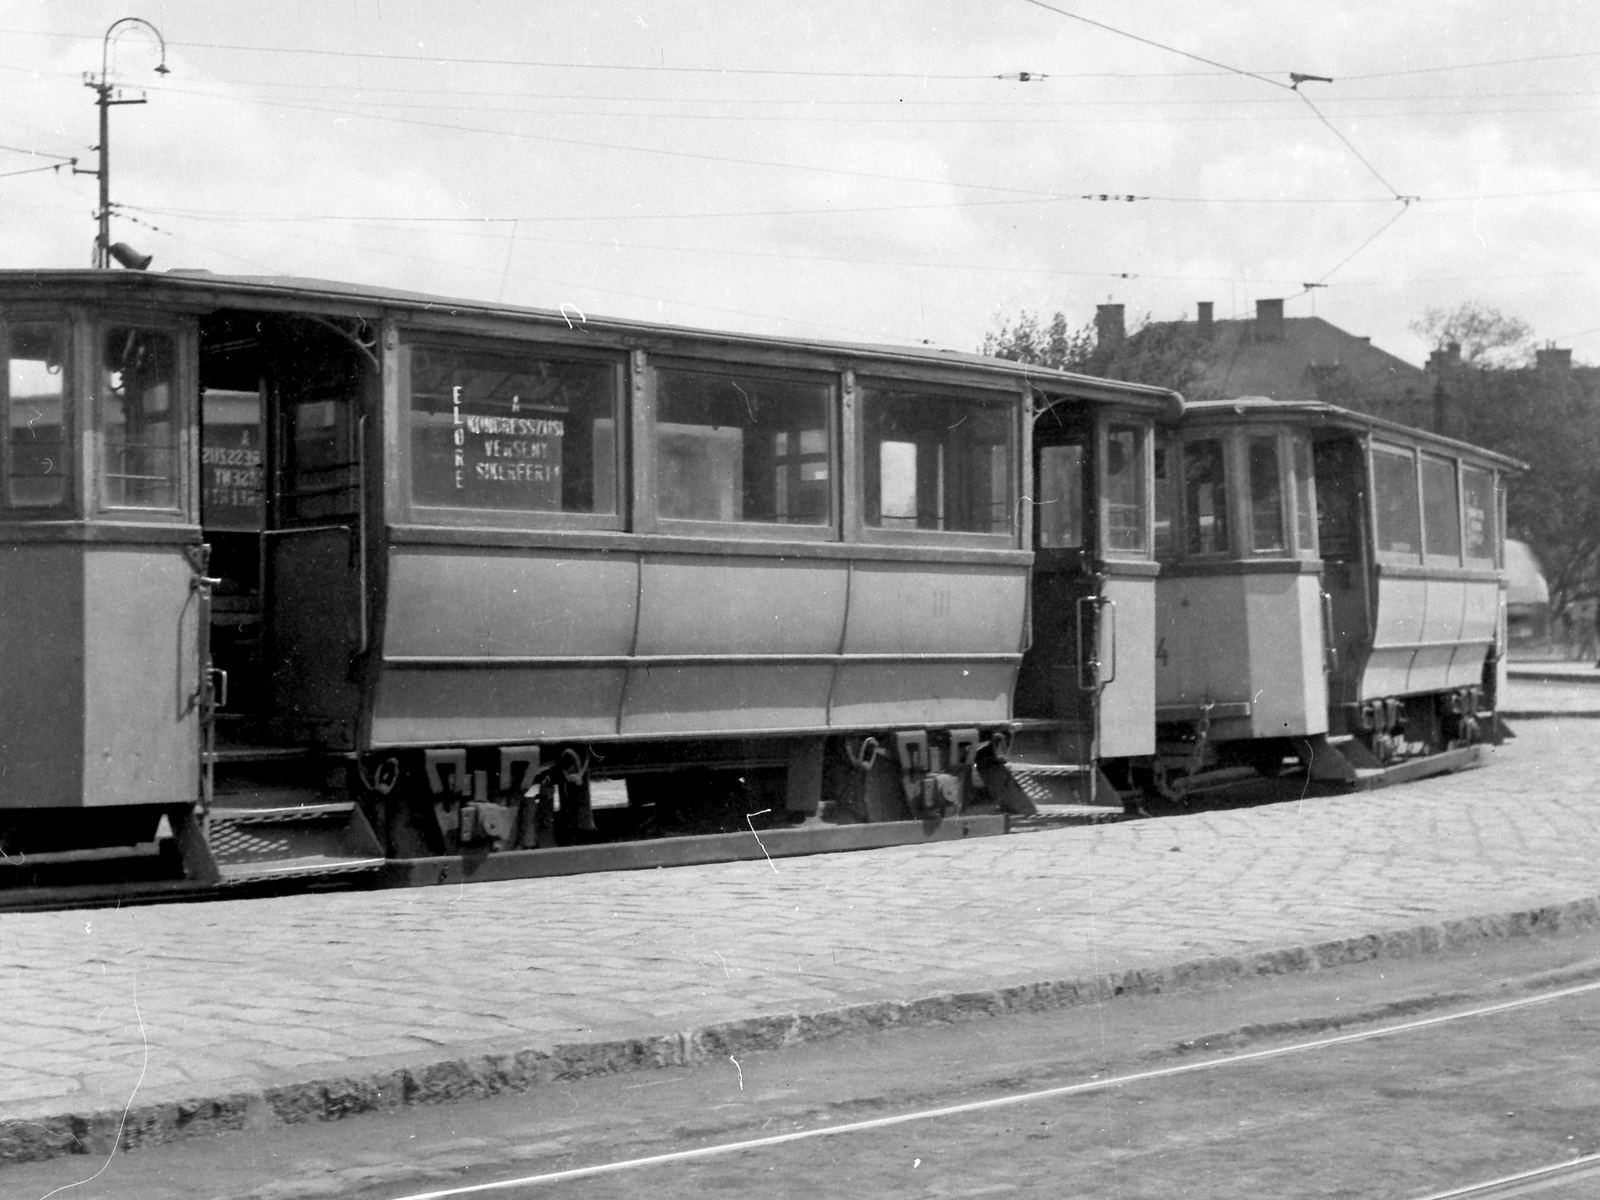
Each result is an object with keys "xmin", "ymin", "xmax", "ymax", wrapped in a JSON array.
[
  {"xmin": 1183, "ymin": 438, "xmax": 1229, "ymax": 555},
  {"xmin": 1462, "ymin": 466, "xmax": 1497, "ymax": 561},
  {"xmin": 655, "ymin": 367, "xmax": 830, "ymax": 525},
  {"xmin": 1372, "ymin": 445, "xmax": 1421, "ymax": 556},
  {"xmin": 1037, "ymin": 444, "xmax": 1083, "ymax": 549},
  {"xmin": 1104, "ymin": 424, "xmax": 1146, "ymax": 554},
  {"xmin": 101, "ymin": 326, "xmax": 178, "ymax": 510},
  {"xmin": 409, "ymin": 343, "xmax": 617, "ymax": 517},
  {"xmin": 1421, "ymin": 454, "xmax": 1462, "ymax": 560},
  {"xmin": 1247, "ymin": 435, "xmax": 1285, "ymax": 552},
  {"xmin": 1292, "ymin": 436, "xmax": 1317, "ymax": 554},
  {"xmin": 4, "ymin": 322, "xmax": 67, "ymax": 508},
  {"xmin": 1153, "ymin": 440, "xmax": 1174, "ymax": 559},
  {"xmin": 861, "ymin": 386, "xmax": 1013, "ymax": 535}
]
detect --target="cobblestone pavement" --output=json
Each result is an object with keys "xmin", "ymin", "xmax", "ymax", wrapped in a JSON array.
[{"xmin": 2, "ymin": 717, "xmax": 1598, "ymax": 1150}]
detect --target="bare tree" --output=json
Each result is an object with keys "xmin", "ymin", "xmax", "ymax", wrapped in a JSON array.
[{"xmin": 1411, "ymin": 301, "xmax": 1534, "ymax": 368}]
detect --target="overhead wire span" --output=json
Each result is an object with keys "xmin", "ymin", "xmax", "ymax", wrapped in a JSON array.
[
  {"xmin": 1016, "ymin": 0, "xmax": 1290, "ymax": 90},
  {"xmin": 1299, "ymin": 203, "xmax": 1415, "ymax": 293}
]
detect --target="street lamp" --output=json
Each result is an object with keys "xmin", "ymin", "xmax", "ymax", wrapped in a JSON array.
[{"xmin": 76, "ymin": 17, "xmax": 169, "ymax": 269}]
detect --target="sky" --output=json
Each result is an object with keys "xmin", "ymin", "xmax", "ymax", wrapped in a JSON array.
[{"xmin": 2, "ymin": 1, "xmax": 1597, "ymax": 368}]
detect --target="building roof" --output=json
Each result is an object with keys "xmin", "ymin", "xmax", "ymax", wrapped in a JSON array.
[{"xmin": 1194, "ymin": 314, "xmax": 1430, "ymax": 404}]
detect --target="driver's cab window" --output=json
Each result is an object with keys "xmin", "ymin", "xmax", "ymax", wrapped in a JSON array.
[
  {"xmin": 1103, "ymin": 423, "xmax": 1147, "ymax": 557},
  {"xmin": 1036, "ymin": 443, "xmax": 1083, "ymax": 550}
]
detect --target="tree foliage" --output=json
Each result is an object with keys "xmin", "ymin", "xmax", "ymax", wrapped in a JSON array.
[
  {"xmin": 1447, "ymin": 363, "xmax": 1600, "ymax": 617},
  {"xmin": 982, "ymin": 310, "xmax": 1215, "ymax": 397},
  {"xmin": 1411, "ymin": 301, "xmax": 1534, "ymax": 368}
]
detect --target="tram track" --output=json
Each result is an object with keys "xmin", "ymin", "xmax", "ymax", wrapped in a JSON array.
[
  {"xmin": 375, "ymin": 976, "xmax": 1600, "ymax": 1200},
  {"xmin": 1413, "ymin": 1152, "xmax": 1600, "ymax": 1198}
]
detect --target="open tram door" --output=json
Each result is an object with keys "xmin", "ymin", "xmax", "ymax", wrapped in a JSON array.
[
  {"xmin": 194, "ymin": 311, "xmax": 383, "ymax": 882},
  {"xmin": 199, "ymin": 313, "xmax": 375, "ymax": 750},
  {"xmin": 1013, "ymin": 392, "xmax": 1159, "ymax": 805}
]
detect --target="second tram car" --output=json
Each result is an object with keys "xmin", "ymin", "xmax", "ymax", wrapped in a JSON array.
[
  {"xmin": 0, "ymin": 269, "xmax": 1177, "ymax": 898},
  {"xmin": 1140, "ymin": 398, "xmax": 1518, "ymax": 795}
]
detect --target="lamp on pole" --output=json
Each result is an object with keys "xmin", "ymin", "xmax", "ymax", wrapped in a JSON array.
[{"xmin": 76, "ymin": 17, "xmax": 169, "ymax": 268}]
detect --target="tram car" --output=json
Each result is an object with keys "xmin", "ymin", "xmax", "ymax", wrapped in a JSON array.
[
  {"xmin": 1139, "ymin": 398, "xmax": 1518, "ymax": 796},
  {"xmin": 0, "ymin": 269, "xmax": 1178, "ymax": 897}
]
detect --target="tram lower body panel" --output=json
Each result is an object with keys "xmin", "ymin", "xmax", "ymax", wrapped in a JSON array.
[
  {"xmin": 1154, "ymin": 567, "xmax": 1328, "ymax": 742},
  {"xmin": 0, "ymin": 538, "xmax": 198, "ymax": 811},
  {"xmin": 371, "ymin": 546, "xmax": 1025, "ymax": 745}
]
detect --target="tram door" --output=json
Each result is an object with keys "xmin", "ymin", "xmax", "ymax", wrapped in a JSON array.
[
  {"xmin": 1016, "ymin": 405, "xmax": 1101, "ymax": 763},
  {"xmin": 199, "ymin": 315, "xmax": 369, "ymax": 750},
  {"xmin": 1312, "ymin": 436, "xmax": 1371, "ymax": 713}
]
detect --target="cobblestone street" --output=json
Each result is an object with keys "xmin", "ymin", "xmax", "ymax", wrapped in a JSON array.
[{"xmin": 3, "ymin": 706, "xmax": 1598, "ymax": 1159}]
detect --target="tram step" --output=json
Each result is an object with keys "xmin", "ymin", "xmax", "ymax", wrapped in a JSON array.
[
  {"xmin": 205, "ymin": 801, "xmax": 384, "ymax": 886},
  {"xmin": 1003, "ymin": 760, "xmax": 1120, "ymax": 808}
]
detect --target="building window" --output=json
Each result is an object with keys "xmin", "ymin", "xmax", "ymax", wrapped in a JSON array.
[
  {"xmin": 5, "ymin": 322, "xmax": 68, "ymax": 508},
  {"xmin": 1421, "ymin": 454, "xmax": 1462, "ymax": 559},
  {"xmin": 101, "ymin": 325, "xmax": 178, "ymax": 510},
  {"xmin": 409, "ymin": 343, "xmax": 617, "ymax": 517},
  {"xmin": 1183, "ymin": 438, "xmax": 1229, "ymax": 554},
  {"xmin": 1372, "ymin": 444, "xmax": 1420, "ymax": 555},
  {"xmin": 1248, "ymin": 435, "xmax": 1286, "ymax": 552},
  {"xmin": 861, "ymin": 385, "xmax": 1013, "ymax": 535},
  {"xmin": 655, "ymin": 367, "xmax": 830, "ymax": 525}
]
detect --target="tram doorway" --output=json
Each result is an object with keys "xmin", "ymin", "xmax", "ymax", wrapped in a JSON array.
[
  {"xmin": 198, "ymin": 313, "xmax": 372, "ymax": 752},
  {"xmin": 1015, "ymin": 408, "xmax": 1101, "ymax": 763},
  {"xmin": 1312, "ymin": 436, "xmax": 1371, "ymax": 713}
]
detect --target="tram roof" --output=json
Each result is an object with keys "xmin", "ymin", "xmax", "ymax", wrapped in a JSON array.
[
  {"xmin": 0, "ymin": 268, "xmax": 1182, "ymax": 415},
  {"xmin": 1179, "ymin": 396, "xmax": 1526, "ymax": 472}
]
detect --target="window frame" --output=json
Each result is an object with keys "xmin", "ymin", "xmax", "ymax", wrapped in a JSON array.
[
  {"xmin": 854, "ymin": 375, "xmax": 1022, "ymax": 550},
  {"xmin": 92, "ymin": 312, "xmax": 193, "ymax": 522},
  {"xmin": 1176, "ymin": 432, "xmax": 1234, "ymax": 559},
  {"xmin": 1, "ymin": 309, "xmax": 77, "ymax": 519},
  {"xmin": 1419, "ymin": 451, "xmax": 1465, "ymax": 566},
  {"xmin": 1369, "ymin": 440, "xmax": 1424, "ymax": 564},
  {"xmin": 648, "ymin": 355, "xmax": 839, "ymax": 543},
  {"xmin": 1100, "ymin": 417, "xmax": 1153, "ymax": 561},
  {"xmin": 1243, "ymin": 430, "xmax": 1289, "ymax": 557},
  {"xmin": 1288, "ymin": 432, "xmax": 1319, "ymax": 560},
  {"xmin": 398, "ymin": 332, "xmax": 628, "ymax": 533},
  {"xmin": 1459, "ymin": 463, "xmax": 1497, "ymax": 566}
]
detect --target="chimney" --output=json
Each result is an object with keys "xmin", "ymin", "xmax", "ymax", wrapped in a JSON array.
[
  {"xmin": 1255, "ymin": 298, "xmax": 1285, "ymax": 341},
  {"xmin": 1536, "ymin": 345, "xmax": 1573, "ymax": 373},
  {"xmin": 1426, "ymin": 341, "xmax": 1462, "ymax": 374},
  {"xmin": 1197, "ymin": 301, "xmax": 1214, "ymax": 335},
  {"xmin": 1095, "ymin": 303, "xmax": 1125, "ymax": 350}
]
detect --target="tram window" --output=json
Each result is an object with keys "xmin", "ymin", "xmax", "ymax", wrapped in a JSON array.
[
  {"xmin": 1153, "ymin": 440, "xmax": 1174, "ymax": 559},
  {"xmin": 1037, "ymin": 444, "xmax": 1083, "ymax": 549},
  {"xmin": 1247, "ymin": 435, "xmax": 1285, "ymax": 553},
  {"xmin": 1182, "ymin": 438, "xmax": 1229, "ymax": 555},
  {"xmin": 1291, "ymin": 436, "xmax": 1317, "ymax": 555},
  {"xmin": 5, "ymin": 322, "xmax": 67, "ymax": 508},
  {"xmin": 861, "ymin": 386, "xmax": 1013, "ymax": 535},
  {"xmin": 1462, "ymin": 465, "xmax": 1496, "ymax": 561},
  {"xmin": 1421, "ymin": 454, "xmax": 1462, "ymax": 559},
  {"xmin": 409, "ymin": 343, "xmax": 617, "ymax": 517},
  {"xmin": 1372, "ymin": 444, "xmax": 1421, "ymax": 556},
  {"xmin": 100, "ymin": 326, "xmax": 178, "ymax": 510},
  {"xmin": 655, "ymin": 367, "xmax": 830, "ymax": 525},
  {"xmin": 1104, "ymin": 424, "xmax": 1146, "ymax": 554},
  {"xmin": 201, "ymin": 389, "xmax": 264, "ymax": 531}
]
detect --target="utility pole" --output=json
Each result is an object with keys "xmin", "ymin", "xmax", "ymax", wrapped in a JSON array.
[{"xmin": 74, "ymin": 17, "xmax": 169, "ymax": 268}]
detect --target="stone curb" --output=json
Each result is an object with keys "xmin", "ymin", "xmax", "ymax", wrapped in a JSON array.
[{"xmin": 5, "ymin": 894, "xmax": 1600, "ymax": 1166}]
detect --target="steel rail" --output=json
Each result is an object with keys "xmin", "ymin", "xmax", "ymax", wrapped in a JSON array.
[
  {"xmin": 384, "ymin": 977, "xmax": 1600, "ymax": 1199},
  {"xmin": 1410, "ymin": 1151, "xmax": 1600, "ymax": 1198}
]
